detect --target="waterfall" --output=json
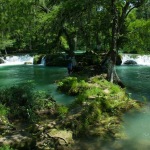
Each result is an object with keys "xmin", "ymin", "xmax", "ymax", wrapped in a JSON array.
[
  {"xmin": 0, "ymin": 54, "xmax": 34, "ymax": 66},
  {"xmin": 40, "ymin": 56, "xmax": 46, "ymax": 66},
  {"xmin": 121, "ymin": 54, "xmax": 150, "ymax": 65}
]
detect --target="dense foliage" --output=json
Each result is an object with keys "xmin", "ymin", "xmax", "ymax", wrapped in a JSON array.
[
  {"xmin": 0, "ymin": 82, "xmax": 56, "ymax": 122},
  {"xmin": 0, "ymin": 0, "xmax": 149, "ymax": 55}
]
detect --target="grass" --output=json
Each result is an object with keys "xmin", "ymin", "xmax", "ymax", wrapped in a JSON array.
[{"xmin": 57, "ymin": 75, "xmax": 142, "ymax": 138}]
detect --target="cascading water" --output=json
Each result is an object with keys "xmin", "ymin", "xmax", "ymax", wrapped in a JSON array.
[
  {"xmin": 40, "ymin": 56, "xmax": 46, "ymax": 66},
  {"xmin": 121, "ymin": 54, "xmax": 150, "ymax": 65},
  {"xmin": 0, "ymin": 54, "xmax": 34, "ymax": 66}
]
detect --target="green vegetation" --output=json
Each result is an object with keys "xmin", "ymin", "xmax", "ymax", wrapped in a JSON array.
[
  {"xmin": 0, "ymin": 76, "xmax": 143, "ymax": 149},
  {"xmin": 0, "ymin": 0, "xmax": 149, "ymax": 55},
  {"xmin": 57, "ymin": 76, "xmax": 141, "ymax": 138},
  {"xmin": 0, "ymin": 145, "xmax": 14, "ymax": 150},
  {"xmin": 0, "ymin": 0, "xmax": 149, "ymax": 149},
  {"xmin": 0, "ymin": 82, "xmax": 56, "ymax": 122}
]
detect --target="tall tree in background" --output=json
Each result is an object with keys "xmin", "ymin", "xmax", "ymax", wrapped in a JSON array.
[
  {"xmin": 101, "ymin": 0, "xmax": 146, "ymax": 84},
  {"xmin": 124, "ymin": 0, "xmax": 150, "ymax": 54}
]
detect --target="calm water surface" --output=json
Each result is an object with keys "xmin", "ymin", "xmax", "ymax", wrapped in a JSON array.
[
  {"xmin": 0, "ymin": 65, "xmax": 74, "ymax": 105},
  {"xmin": 116, "ymin": 65, "xmax": 150, "ymax": 101},
  {"xmin": 1, "ymin": 64, "xmax": 150, "ymax": 149}
]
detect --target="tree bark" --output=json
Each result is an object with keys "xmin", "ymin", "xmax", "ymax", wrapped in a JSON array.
[
  {"xmin": 101, "ymin": 0, "xmax": 145, "ymax": 87},
  {"xmin": 107, "ymin": 0, "xmax": 118, "ymax": 83}
]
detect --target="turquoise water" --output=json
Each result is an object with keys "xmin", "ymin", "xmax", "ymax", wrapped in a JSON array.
[
  {"xmin": 0, "ymin": 65, "xmax": 74, "ymax": 105},
  {"xmin": 1, "ymin": 64, "xmax": 150, "ymax": 149},
  {"xmin": 116, "ymin": 65, "xmax": 150, "ymax": 101}
]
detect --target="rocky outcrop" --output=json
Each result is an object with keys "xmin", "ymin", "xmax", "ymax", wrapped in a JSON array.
[
  {"xmin": 0, "ymin": 131, "xmax": 34, "ymax": 149},
  {"xmin": 35, "ymin": 123, "xmax": 74, "ymax": 150},
  {"xmin": 0, "ymin": 119, "xmax": 74, "ymax": 150}
]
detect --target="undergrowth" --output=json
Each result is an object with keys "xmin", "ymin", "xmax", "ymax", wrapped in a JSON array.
[{"xmin": 57, "ymin": 75, "xmax": 142, "ymax": 138}]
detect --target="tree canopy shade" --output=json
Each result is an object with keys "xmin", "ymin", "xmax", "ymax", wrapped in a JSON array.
[
  {"xmin": 0, "ymin": 0, "xmax": 148, "ymax": 57},
  {"xmin": 0, "ymin": 0, "xmax": 37, "ymax": 53}
]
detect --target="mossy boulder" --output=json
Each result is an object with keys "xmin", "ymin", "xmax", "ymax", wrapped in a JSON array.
[
  {"xmin": 48, "ymin": 129, "xmax": 74, "ymax": 144},
  {"xmin": 57, "ymin": 76, "xmax": 142, "ymax": 138}
]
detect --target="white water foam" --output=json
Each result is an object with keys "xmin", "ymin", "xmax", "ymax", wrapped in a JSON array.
[
  {"xmin": 40, "ymin": 56, "xmax": 46, "ymax": 66},
  {"xmin": 0, "ymin": 54, "xmax": 34, "ymax": 66},
  {"xmin": 121, "ymin": 54, "xmax": 150, "ymax": 66}
]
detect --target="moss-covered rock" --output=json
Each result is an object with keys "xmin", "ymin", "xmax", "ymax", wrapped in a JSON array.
[{"xmin": 57, "ymin": 76, "xmax": 142, "ymax": 138}]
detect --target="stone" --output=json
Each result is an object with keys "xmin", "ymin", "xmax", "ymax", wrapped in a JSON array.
[
  {"xmin": 123, "ymin": 60, "xmax": 137, "ymax": 65},
  {"xmin": 48, "ymin": 129, "xmax": 74, "ymax": 145},
  {"xmin": 24, "ymin": 62, "xmax": 32, "ymax": 65}
]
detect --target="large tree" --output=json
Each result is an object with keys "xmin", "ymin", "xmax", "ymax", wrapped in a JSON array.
[{"xmin": 101, "ymin": 0, "xmax": 146, "ymax": 85}]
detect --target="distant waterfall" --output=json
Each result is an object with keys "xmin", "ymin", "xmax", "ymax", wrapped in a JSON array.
[
  {"xmin": 40, "ymin": 56, "xmax": 46, "ymax": 66},
  {"xmin": 0, "ymin": 54, "xmax": 34, "ymax": 65},
  {"xmin": 121, "ymin": 54, "xmax": 150, "ymax": 65}
]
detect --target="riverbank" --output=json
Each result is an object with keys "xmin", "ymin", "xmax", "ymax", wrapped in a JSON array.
[{"xmin": 0, "ymin": 73, "xmax": 143, "ymax": 149}]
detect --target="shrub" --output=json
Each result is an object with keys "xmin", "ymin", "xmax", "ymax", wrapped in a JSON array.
[
  {"xmin": 0, "ymin": 104, "xmax": 9, "ymax": 117},
  {"xmin": 0, "ymin": 145, "xmax": 14, "ymax": 150},
  {"xmin": 0, "ymin": 82, "xmax": 56, "ymax": 122},
  {"xmin": 57, "ymin": 77, "xmax": 79, "ymax": 95},
  {"xmin": 57, "ymin": 105, "xmax": 68, "ymax": 118}
]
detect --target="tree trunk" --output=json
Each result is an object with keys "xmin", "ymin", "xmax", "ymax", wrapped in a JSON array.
[
  {"xmin": 63, "ymin": 28, "xmax": 75, "ymax": 57},
  {"xmin": 100, "ymin": 0, "xmax": 124, "ymax": 88},
  {"xmin": 107, "ymin": 0, "xmax": 118, "ymax": 83}
]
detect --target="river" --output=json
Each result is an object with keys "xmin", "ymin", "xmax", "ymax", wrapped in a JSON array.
[
  {"xmin": 116, "ymin": 65, "xmax": 150, "ymax": 101},
  {"xmin": 0, "ymin": 65, "xmax": 74, "ymax": 105},
  {"xmin": 0, "ymin": 54, "xmax": 150, "ymax": 149}
]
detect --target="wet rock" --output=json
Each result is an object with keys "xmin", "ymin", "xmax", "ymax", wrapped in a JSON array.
[
  {"xmin": 24, "ymin": 61, "xmax": 32, "ymax": 65},
  {"xmin": 124, "ymin": 60, "xmax": 137, "ymax": 65}
]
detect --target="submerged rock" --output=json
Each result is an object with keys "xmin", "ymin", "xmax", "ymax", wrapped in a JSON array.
[{"xmin": 24, "ymin": 61, "xmax": 32, "ymax": 65}]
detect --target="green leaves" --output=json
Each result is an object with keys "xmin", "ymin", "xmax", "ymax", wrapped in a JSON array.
[
  {"xmin": 125, "ymin": 13, "xmax": 150, "ymax": 53},
  {"xmin": 0, "ymin": 0, "xmax": 147, "ymax": 54},
  {"xmin": 0, "ymin": 39, "xmax": 15, "ymax": 50}
]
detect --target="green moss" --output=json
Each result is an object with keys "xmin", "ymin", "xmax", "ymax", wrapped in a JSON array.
[
  {"xmin": 56, "ymin": 105, "xmax": 68, "ymax": 118},
  {"xmin": 57, "ymin": 75, "xmax": 142, "ymax": 138}
]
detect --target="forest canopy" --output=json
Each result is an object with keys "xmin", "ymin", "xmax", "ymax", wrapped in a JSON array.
[{"xmin": 0, "ymin": 0, "xmax": 149, "ymax": 54}]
